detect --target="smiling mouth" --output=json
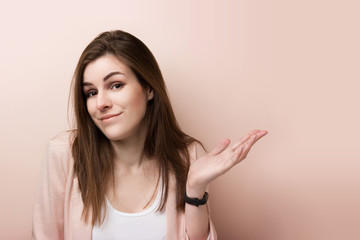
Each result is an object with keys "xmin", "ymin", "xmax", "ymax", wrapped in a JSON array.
[{"xmin": 100, "ymin": 113, "xmax": 121, "ymax": 121}]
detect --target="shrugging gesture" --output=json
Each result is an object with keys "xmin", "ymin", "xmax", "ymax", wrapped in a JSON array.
[
  {"xmin": 187, "ymin": 129, "xmax": 268, "ymax": 193},
  {"xmin": 185, "ymin": 129, "xmax": 268, "ymax": 240}
]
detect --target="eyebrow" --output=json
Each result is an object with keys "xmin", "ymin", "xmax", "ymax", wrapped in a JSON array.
[{"xmin": 83, "ymin": 71, "xmax": 124, "ymax": 87}]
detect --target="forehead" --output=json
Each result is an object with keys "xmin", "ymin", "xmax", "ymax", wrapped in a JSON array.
[{"xmin": 83, "ymin": 54, "xmax": 131, "ymax": 82}]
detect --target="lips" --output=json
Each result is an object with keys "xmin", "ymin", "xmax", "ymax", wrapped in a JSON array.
[{"xmin": 100, "ymin": 113, "xmax": 121, "ymax": 121}]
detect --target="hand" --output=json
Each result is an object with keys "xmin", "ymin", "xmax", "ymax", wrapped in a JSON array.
[{"xmin": 186, "ymin": 129, "xmax": 268, "ymax": 196}]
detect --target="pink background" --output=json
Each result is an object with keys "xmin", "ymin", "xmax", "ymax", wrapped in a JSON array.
[{"xmin": 1, "ymin": 0, "xmax": 359, "ymax": 239}]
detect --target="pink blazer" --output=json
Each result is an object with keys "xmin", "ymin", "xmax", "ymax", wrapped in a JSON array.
[{"xmin": 32, "ymin": 131, "xmax": 217, "ymax": 239}]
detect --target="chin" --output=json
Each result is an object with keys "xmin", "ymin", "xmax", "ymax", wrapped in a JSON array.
[
  {"xmin": 101, "ymin": 131, "xmax": 126, "ymax": 141},
  {"xmin": 100, "ymin": 127, "xmax": 137, "ymax": 142},
  {"xmin": 95, "ymin": 120, "xmax": 147, "ymax": 142}
]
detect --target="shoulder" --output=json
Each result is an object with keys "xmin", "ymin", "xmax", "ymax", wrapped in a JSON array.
[
  {"xmin": 45, "ymin": 130, "xmax": 75, "ymax": 175},
  {"xmin": 187, "ymin": 141, "xmax": 207, "ymax": 162},
  {"xmin": 49, "ymin": 130, "xmax": 75, "ymax": 147}
]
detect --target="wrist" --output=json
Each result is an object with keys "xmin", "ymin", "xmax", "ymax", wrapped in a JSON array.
[
  {"xmin": 184, "ymin": 191, "xmax": 209, "ymax": 207},
  {"xmin": 186, "ymin": 180, "xmax": 207, "ymax": 198}
]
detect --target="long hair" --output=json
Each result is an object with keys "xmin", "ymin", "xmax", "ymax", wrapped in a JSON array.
[{"xmin": 70, "ymin": 30, "xmax": 198, "ymax": 226}]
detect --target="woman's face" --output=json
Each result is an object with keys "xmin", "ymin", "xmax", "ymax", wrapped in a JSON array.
[{"xmin": 82, "ymin": 54, "xmax": 153, "ymax": 141}]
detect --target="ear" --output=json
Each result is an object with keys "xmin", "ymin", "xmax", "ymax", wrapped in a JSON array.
[{"xmin": 147, "ymin": 87, "xmax": 154, "ymax": 101}]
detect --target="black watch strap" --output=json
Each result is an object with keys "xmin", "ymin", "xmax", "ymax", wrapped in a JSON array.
[{"xmin": 184, "ymin": 192, "xmax": 209, "ymax": 207}]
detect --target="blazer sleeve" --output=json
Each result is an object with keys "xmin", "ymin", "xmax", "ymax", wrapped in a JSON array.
[
  {"xmin": 32, "ymin": 137, "xmax": 70, "ymax": 240},
  {"xmin": 186, "ymin": 142, "xmax": 217, "ymax": 240}
]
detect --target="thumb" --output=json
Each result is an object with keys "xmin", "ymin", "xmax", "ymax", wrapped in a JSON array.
[{"xmin": 208, "ymin": 138, "xmax": 231, "ymax": 156}]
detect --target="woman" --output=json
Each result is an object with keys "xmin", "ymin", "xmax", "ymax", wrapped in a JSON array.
[{"xmin": 32, "ymin": 30, "xmax": 267, "ymax": 240}]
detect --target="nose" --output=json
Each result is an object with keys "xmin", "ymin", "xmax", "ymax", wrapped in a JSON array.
[{"xmin": 96, "ymin": 92, "xmax": 112, "ymax": 110}]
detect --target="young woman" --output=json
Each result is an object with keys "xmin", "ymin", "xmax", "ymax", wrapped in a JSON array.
[{"xmin": 32, "ymin": 30, "xmax": 267, "ymax": 240}]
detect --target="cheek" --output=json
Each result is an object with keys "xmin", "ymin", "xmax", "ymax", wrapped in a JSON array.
[
  {"xmin": 128, "ymin": 90, "xmax": 148, "ymax": 112},
  {"xmin": 86, "ymin": 100, "xmax": 96, "ymax": 117}
]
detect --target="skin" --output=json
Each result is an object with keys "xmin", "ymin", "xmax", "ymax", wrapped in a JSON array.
[
  {"xmin": 185, "ymin": 129, "xmax": 268, "ymax": 239},
  {"xmin": 83, "ymin": 54, "xmax": 158, "ymax": 212},
  {"xmin": 82, "ymin": 53, "xmax": 268, "ymax": 239},
  {"xmin": 83, "ymin": 54, "xmax": 153, "ymax": 143}
]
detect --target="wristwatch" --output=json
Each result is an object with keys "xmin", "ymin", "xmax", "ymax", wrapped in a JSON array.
[{"xmin": 184, "ymin": 192, "xmax": 209, "ymax": 207}]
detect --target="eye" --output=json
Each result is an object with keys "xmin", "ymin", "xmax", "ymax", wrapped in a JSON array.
[
  {"xmin": 111, "ymin": 83, "xmax": 125, "ymax": 90},
  {"xmin": 86, "ymin": 90, "xmax": 97, "ymax": 98}
]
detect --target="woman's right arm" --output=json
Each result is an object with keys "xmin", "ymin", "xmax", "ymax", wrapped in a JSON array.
[{"xmin": 32, "ymin": 139, "xmax": 68, "ymax": 240}]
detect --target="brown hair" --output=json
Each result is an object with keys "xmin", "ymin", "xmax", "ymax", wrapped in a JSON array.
[{"xmin": 70, "ymin": 30, "xmax": 198, "ymax": 225}]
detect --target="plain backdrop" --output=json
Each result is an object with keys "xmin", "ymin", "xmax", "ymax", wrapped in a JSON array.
[{"xmin": 0, "ymin": 0, "xmax": 359, "ymax": 239}]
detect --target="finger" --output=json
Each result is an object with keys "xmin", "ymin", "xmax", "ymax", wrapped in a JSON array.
[
  {"xmin": 232, "ymin": 144, "xmax": 245, "ymax": 164},
  {"xmin": 232, "ymin": 135, "xmax": 254, "ymax": 161},
  {"xmin": 252, "ymin": 130, "xmax": 268, "ymax": 144},
  {"xmin": 257, "ymin": 130, "xmax": 268, "ymax": 138},
  {"xmin": 231, "ymin": 129, "xmax": 261, "ymax": 150},
  {"xmin": 239, "ymin": 135, "xmax": 258, "ymax": 159},
  {"xmin": 208, "ymin": 138, "xmax": 231, "ymax": 156},
  {"xmin": 233, "ymin": 130, "xmax": 268, "ymax": 163}
]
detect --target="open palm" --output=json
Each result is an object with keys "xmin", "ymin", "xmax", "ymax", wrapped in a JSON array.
[{"xmin": 187, "ymin": 129, "xmax": 268, "ymax": 192}]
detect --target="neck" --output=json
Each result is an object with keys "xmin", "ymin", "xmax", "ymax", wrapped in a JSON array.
[{"xmin": 110, "ymin": 121, "xmax": 149, "ymax": 170}]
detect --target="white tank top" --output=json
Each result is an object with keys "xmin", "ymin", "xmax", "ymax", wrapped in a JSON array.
[{"xmin": 92, "ymin": 186, "xmax": 166, "ymax": 240}]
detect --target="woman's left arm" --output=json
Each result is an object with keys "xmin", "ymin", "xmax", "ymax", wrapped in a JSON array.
[{"xmin": 185, "ymin": 129, "xmax": 268, "ymax": 240}]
